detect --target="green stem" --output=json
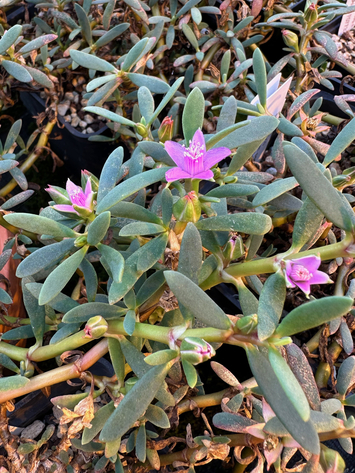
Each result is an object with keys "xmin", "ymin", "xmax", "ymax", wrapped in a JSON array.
[
  {"xmin": 0, "ymin": 340, "xmax": 108, "ymax": 404},
  {"xmin": 194, "ymin": 42, "xmax": 222, "ymax": 81},
  {"xmin": 0, "ymin": 342, "xmax": 27, "ymax": 362},
  {"xmin": 28, "ymin": 329, "xmax": 94, "ymax": 362},
  {"xmin": 177, "ymin": 377, "xmax": 257, "ymax": 415},
  {"xmin": 200, "ymin": 236, "xmax": 353, "ymax": 291},
  {"xmin": 106, "ymin": 320, "xmax": 234, "ymax": 345},
  {"xmin": 322, "ymin": 113, "xmax": 344, "ymax": 126}
]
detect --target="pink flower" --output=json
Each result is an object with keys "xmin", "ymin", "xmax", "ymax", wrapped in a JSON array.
[
  {"xmin": 52, "ymin": 178, "xmax": 94, "ymax": 215},
  {"xmin": 164, "ymin": 129, "xmax": 231, "ymax": 182},
  {"xmin": 284, "ymin": 255, "xmax": 332, "ymax": 297}
]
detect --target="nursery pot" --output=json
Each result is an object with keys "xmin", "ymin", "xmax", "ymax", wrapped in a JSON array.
[
  {"xmin": 19, "ymin": 92, "xmax": 128, "ymax": 178},
  {"xmin": 5, "ymin": 3, "xmax": 35, "ymax": 26}
]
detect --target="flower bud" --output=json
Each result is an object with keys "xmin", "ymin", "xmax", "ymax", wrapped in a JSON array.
[
  {"xmin": 180, "ymin": 337, "xmax": 215, "ymax": 365},
  {"xmin": 74, "ymin": 235, "xmax": 88, "ymax": 247},
  {"xmin": 223, "ymin": 234, "xmax": 244, "ymax": 261},
  {"xmin": 135, "ymin": 122, "xmax": 148, "ymax": 138},
  {"xmin": 173, "ymin": 191, "xmax": 201, "ymax": 223},
  {"xmin": 125, "ymin": 376, "xmax": 139, "ymax": 393},
  {"xmin": 332, "ymin": 175, "xmax": 351, "ymax": 189},
  {"xmin": 81, "ymin": 170, "xmax": 99, "ymax": 193},
  {"xmin": 235, "ymin": 314, "xmax": 258, "ymax": 334},
  {"xmin": 320, "ymin": 445, "xmax": 345, "ymax": 473},
  {"xmin": 84, "ymin": 316, "xmax": 108, "ymax": 339},
  {"xmin": 304, "ymin": 3, "xmax": 318, "ymax": 24},
  {"xmin": 281, "ymin": 30, "xmax": 299, "ymax": 52},
  {"xmin": 158, "ymin": 116, "xmax": 174, "ymax": 143},
  {"xmin": 45, "ymin": 185, "xmax": 71, "ymax": 205}
]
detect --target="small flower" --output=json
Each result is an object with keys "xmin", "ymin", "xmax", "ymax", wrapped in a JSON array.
[
  {"xmin": 51, "ymin": 177, "xmax": 94, "ymax": 216},
  {"xmin": 284, "ymin": 255, "xmax": 332, "ymax": 297},
  {"xmin": 164, "ymin": 129, "xmax": 231, "ymax": 182}
]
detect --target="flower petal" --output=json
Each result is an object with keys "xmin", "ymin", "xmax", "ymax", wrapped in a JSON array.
[
  {"xmin": 311, "ymin": 270, "xmax": 332, "ymax": 285},
  {"xmin": 84, "ymin": 177, "xmax": 92, "ymax": 197},
  {"xmin": 53, "ymin": 204, "xmax": 78, "ymax": 214},
  {"xmin": 164, "ymin": 141, "xmax": 187, "ymax": 169},
  {"xmin": 265, "ymin": 442, "xmax": 283, "ymax": 470},
  {"xmin": 291, "ymin": 255, "xmax": 321, "ymax": 273},
  {"xmin": 66, "ymin": 179, "xmax": 87, "ymax": 207},
  {"xmin": 165, "ymin": 167, "xmax": 192, "ymax": 182},
  {"xmin": 191, "ymin": 128, "xmax": 205, "ymax": 150},
  {"xmin": 294, "ymin": 280, "xmax": 311, "ymax": 296},
  {"xmin": 203, "ymin": 147, "xmax": 231, "ymax": 169},
  {"xmin": 193, "ymin": 169, "xmax": 214, "ymax": 180},
  {"xmin": 284, "ymin": 261, "xmax": 296, "ymax": 288}
]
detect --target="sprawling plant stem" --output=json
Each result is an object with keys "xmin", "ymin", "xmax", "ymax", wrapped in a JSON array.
[
  {"xmin": 0, "ymin": 339, "xmax": 108, "ymax": 403},
  {"xmin": 200, "ymin": 235, "xmax": 353, "ymax": 290},
  {"xmin": 0, "ymin": 119, "xmax": 56, "ymax": 198}
]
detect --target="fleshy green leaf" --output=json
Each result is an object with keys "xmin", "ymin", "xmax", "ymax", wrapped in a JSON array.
[
  {"xmin": 257, "ymin": 272, "xmax": 286, "ymax": 341},
  {"xmin": 164, "ymin": 271, "xmax": 231, "ymax": 330},
  {"xmin": 195, "ymin": 213, "xmax": 272, "ymax": 235},
  {"xmin": 97, "ymin": 168, "xmax": 168, "ymax": 213},
  {"xmin": 247, "ymin": 346, "xmax": 320, "ymax": 454},
  {"xmin": 253, "ymin": 48, "xmax": 267, "ymax": 108},
  {"xmin": 178, "ymin": 222, "xmax": 202, "ymax": 285},
  {"xmin": 268, "ymin": 346, "xmax": 311, "ymax": 421},
  {"xmin": 4, "ymin": 213, "xmax": 76, "ymax": 238},
  {"xmin": 87, "ymin": 212, "xmax": 111, "ymax": 245},
  {"xmin": 182, "ymin": 87, "xmax": 205, "ymax": 144},
  {"xmin": 16, "ymin": 238, "xmax": 76, "ymax": 278},
  {"xmin": 100, "ymin": 362, "xmax": 171, "ymax": 442},
  {"xmin": 275, "ymin": 297, "xmax": 353, "ymax": 337},
  {"xmin": 283, "ymin": 142, "xmax": 355, "ymax": 231},
  {"xmin": 38, "ymin": 246, "xmax": 88, "ymax": 305},
  {"xmin": 62, "ymin": 301, "xmax": 126, "ymax": 323}
]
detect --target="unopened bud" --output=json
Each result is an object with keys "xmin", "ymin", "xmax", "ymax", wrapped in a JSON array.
[
  {"xmin": 81, "ymin": 170, "xmax": 99, "ymax": 193},
  {"xmin": 125, "ymin": 376, "xmax": 139, "ymax": 393},
  {"xmin": 84, "ymin": 316, "xmax": 108, "ymax": 339},
  {"xmin": 332, "ymin": 175, "xmax": 351, "ymax": 189},
  {"xmin": 74, "ymin": 235, "xmax": 88, "ymax": 247},
  {"xmin": 158, "ymin": 116, "xmax": 174, "ymax": 143},
  {"xmin": 173, "ymin": 191, "xmax": 201, "ymax": 223},
  {"xmin": 223, "ymin": 234, "xmax": 244, "ymax": 261},
  {"xmin": 235, "ymin": 314, "xmax": 258, "ymax": 334},
  {"xmin": 45, "ymin": 185, "xmax": 71, "ymax": 205},
  {"xmin": 135, "ymin": 122, "xmax": 148, "ymax": 138},
  {"xmin": 320, "ymin": 444, "xmax": 345, "ymax": 473},
  {"xmin": 282, "ymin": 30, "xmax": 299, "ymax": 52},
  {"xmin": 180, "ymin": 337, "xmax": 216, "ymax": 365},
  {"xmin": 304, "ymin": 3, "xmax": 318, "ymax": 24}
]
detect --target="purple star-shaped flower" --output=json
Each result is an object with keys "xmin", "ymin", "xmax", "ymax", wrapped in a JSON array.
[
  {"xmin": 284, "ymin": 255, "xmax": 332, "ymax": 297},
  {"xmin": 51, "ymin": 178, "xmax": 94, "ymax": 215},
  {"xmin": 164, "ymin": 129, "xmax": 231, "ymax": 182}
]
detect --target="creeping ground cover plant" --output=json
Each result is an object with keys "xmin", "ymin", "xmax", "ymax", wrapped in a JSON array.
[
  {"xmin": 3, "ymin": 0, "xmax": 355, "ymax": 471},
  {"xmin": 1, "ymin": 79, "xmax": 355, "ymax": 472}
]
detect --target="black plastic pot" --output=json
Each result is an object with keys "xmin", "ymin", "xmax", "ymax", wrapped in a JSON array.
[
  {"xmin": 6, "ymin": 3, "xmax": 35, "ymax": 26},
  {"xmin": 7, "ymin": 357, "xmax": 114, "ymax": 427},
  {"xmin": 313, "ymin": 85, "xmax": 355, "ymax": 119},
  {"xmin": 20, "ymin": 92, "xmax": 128, "ymax": 177}
]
